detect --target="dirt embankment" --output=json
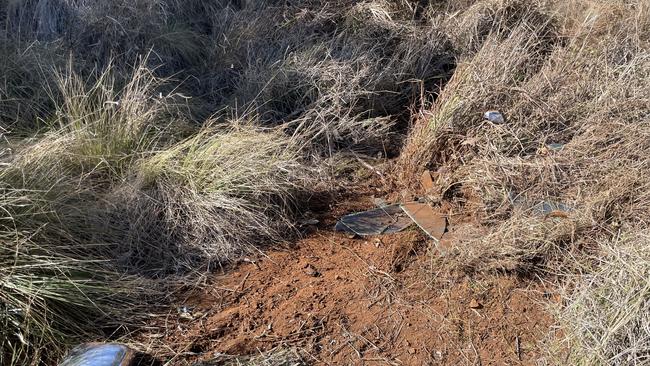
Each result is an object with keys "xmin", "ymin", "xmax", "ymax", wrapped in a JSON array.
[{"xmin": 161, "ymin": 193, "xmax": 557, "ymax": 365}]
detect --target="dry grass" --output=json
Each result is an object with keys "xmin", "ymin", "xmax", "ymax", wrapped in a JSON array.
[
  {"xmin": 397, "ymin": 0, "xmax": 650, "ymax": 362},
  {"xmin": 112, "ymin": 124, "xmax": 315, "ymax": 272},
  {"xmin": 0, "ymin": 185, "xmax": 154, "ymax": 366},
  {"xmin": 195, "ymin": 347, "xmax": 307, "ymax": 366},
  {"xmin": 556, "ymin": 230, "xmax": 650, "ymax": 365},
  {"xmin": 0, "ymin": 0, "xmax": 649, "ymax": 364}
]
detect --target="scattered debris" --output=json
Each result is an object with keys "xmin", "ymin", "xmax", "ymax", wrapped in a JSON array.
[
  {"xmin": 59, "ymin": 343, "xmax": 136, "ymax": 366},
  {"xmin": 420, "ymin": 170, "xmax": 435, "ymax": 192},
  {"xmin": 462, "ymin": 137, "xmax": 480, "ymax": 146},
  {"xmin": 507, "ymin": 191, "xmax": 526, "ymax": 209},
  {"xmin": 335, "ymin": 201, "xmax": 449, "ymax": 240},
  {"xmin": 484, "ymin": 110, "xmax": 505, "ymax": 124},
  {"xmin": 547, "ymin": 143, "xmax": 564, "ymax": 151},
  {"xmin": 373, "ymin": 197, "xmax": 389, "ymax": 208},
  {"xmin": 178, "ymin": 306, "xmax": 194, "ymax": 321},
  {"xmin": 533, "ymin": 201, "xmax": 572, "ymax": 216},
  {"xmin": 400, "ymin": 202, "xmax": 447, "ymax": 241},
  {"xmin": 374, "ymin": 238, "xmax": 382, "ymax": 248},
  {"xmin": 545, "ymin": 210, "xmax": 570, "ymax": 219},
  {"xmin": 335, "ymin": 204, "xmax": 413, "ymax": 236},
  {"xmin": 469, "ymin": 299, "xmax": 483, "ymax": 309},
  {"xmin": 516, "ymin": 336, "xmax": 522, "ymax": 361},
  {"xmin": 299, "ymin": 218, "xmax": 320, "ymax": 226}
]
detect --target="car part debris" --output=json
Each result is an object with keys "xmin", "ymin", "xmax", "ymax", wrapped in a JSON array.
[
  {"xmin": 335, "ymin": 204, "xmax": 413, "ymax": 236},
  {"xmin": 420, "ymin": 170, "xmax": 435, "ymax": 193},
  {"xmin": 400, "ymin": 202, "xmax": 447, "ymax": 241},
  {"xmin": 533, "ymin": 201, "xmax": 572, "ymax": 216},
  {"xmin": 484, "ymin": 110, "xmax": 505, "ymax": 124},
  {"xmin": 299, "ymin": 218, "xmax": 319, "ymax": 226},
  {"xmin": 373, "ymin": 197, "xmax": 389, "ymax": 208},
  {"xmin": 59, "ymin": 343, "xmax": 136, "ymax": 366}
]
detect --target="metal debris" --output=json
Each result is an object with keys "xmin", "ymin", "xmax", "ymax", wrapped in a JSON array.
[
  {"xmin": 335, "ymin": 204, "xmax": 413, "ymax": 236},
  {"xmin": 533, "ymin": 201, "xmax": 572, "ymax": 216},
  {"xmin": 484, "ymin": 110, "xmax": 505, "ymax": 124},
  {"xmin": 373, "ymin": 197, "xmax": 389, "ymax": 208},
  {"xmin": 59, "ymin": 343, "xmax": 135, "ymax": 366},
  {"xmin": 400, "ymin": 202, "xmax": 447, "ymax": 241},
  {"xmin": 420, "ymin": 170, "xmax": 435, "ymax": 192},
  {"xmin": 299, "ymin": 218, "xmax": 320, "ymax": 226},
  {"xmin": 547, "ymin": 143, "xmax": 564, "ymax": 151}
]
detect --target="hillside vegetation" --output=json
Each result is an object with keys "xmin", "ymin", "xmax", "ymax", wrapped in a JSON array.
[{"xmin": 0, "ymin": 0, "xmax": 648, "ymax": 365}]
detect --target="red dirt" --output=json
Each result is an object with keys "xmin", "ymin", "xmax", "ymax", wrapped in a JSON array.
[{"xmin": 159, "ymin": 194, "xmax": 557, "ymax": 365}]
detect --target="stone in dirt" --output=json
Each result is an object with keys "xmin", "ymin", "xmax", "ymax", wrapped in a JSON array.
[{"xmin": 469, "ymin": 299, "xmax": 483, "ymax": 309}]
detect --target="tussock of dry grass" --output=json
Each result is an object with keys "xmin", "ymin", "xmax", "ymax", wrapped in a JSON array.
[
  {"xmin": 196, "ymin": 347, "xmax": 307, "ymax": 366},
  {"xmin": 112, "ymin": 125, "xmax": 315, "ymax": 272},
  {"xmin": 558, "ymin": 230, "xmax": 650, "ymax": 365},
  {"xmin": 400, "ymin": 0, "xmax": 650, "ymax": 272},
  {"xmin": 0, "ymin": 187, "xmax": 153, "ymax": 366}
]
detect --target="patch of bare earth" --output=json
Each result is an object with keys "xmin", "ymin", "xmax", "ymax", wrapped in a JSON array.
[{"xmin": 161, "ymin": 196, "xmax": 557, "ymax": 365}]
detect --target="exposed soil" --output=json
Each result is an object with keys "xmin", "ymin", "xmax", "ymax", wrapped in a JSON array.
[{"xmin": 160, "ymin": 194, "xmax": 558, "ymax": 365}]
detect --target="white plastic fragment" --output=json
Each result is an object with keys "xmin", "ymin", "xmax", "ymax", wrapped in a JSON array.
[{"xmin": 483, "ymin": 110, "xmax": 505, "ymax": 124}]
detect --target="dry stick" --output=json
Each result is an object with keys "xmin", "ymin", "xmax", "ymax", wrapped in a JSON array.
[
  {"xmin": 516, "ymin": 335, "xmax": 521, "ymax": 361},
  {"xmin": 469, "ymin": 337, "xmax": 482, "ymax": 366},
  {"xmin": 237, "ymin": 272, "xmax": 250, "ymax": 292}
]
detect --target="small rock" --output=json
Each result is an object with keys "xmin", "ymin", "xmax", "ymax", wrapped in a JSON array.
[
  {"xmin": 179, "ymin": 312, "xmax": 193, "ymax": 321},
  {"xmin": 408, "ymin": 347, "xmax": 417, "ymax": 355},
  {"xmin": 304, "ymin": 264, "xmax": 321, "ymax": 277},
  {"xmin": 484, "ymin": 110, "xmax": 505, "ymax": 124},
  {"xmin": 469, "ymin": 299, "xmax": 483, "ymax": 309}
]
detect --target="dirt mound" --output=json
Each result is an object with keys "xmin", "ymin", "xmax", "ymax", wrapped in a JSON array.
[{"xmin": 160, "ymin": 199, "xmax": 556, "ymax": 365}]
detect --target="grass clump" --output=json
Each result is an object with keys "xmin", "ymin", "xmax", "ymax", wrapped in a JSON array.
[
  {"xmin": 113, "ymin": 125, "xmax": 314, "ymax": 272},
  {"xmin": 558, "ymin": 230, "xmax": 650, "ymax": 365},
  {"xmin": 0, "ymin": 187, "xmax": 148, "ymax": 366}
]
